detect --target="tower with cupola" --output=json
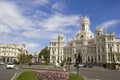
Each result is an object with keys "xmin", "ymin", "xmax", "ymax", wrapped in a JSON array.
[
  {"xmin": 80, "ymin": 16, "xmax": 90, "ymax": 31},
  {"xmin": 76, "ymin": 16, "xmax": 94, "ymax": 40}
]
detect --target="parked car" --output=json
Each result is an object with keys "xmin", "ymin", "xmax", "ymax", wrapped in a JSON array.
[
  {"xmin": 0, "ymin": 61, "xmax": 4, "ymax": 65},
  {"xmin": 6, "ymin": 62, "xmax": 15, "ymax": 69},
  {"xmin": 87, "ymin": 64, "xmax": 93, "ymax": 68},
  {"xmin": 83, "ymin": 64, "xmax": 87, "ymax": 67},
  {"xmin": 78, "ymin": 64, "xmax": 84, "ymax": 67},
  {"xmin": 74, "ymin": 64, "xmax": 84, "ymax": 67},
  {"xmin": 82, "ymin": 64, "xmax": 93, "ymax": 68}
]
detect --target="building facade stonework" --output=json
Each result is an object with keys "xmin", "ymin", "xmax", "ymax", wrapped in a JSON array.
[
  {"xmin": 64, "ymin": 16, "xmax": 120, "ymax": 65},
  {"xmin": 0, "ymin": 44, "xmax": 27, "ymax": 63},
  {"xmin": 48, "ymin": 34, "xmax": 64, "ymax": 64}
]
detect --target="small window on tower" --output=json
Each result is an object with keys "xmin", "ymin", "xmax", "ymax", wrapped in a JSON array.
[
  {"xmin": 82, "ymin": 24, "xmax": 85, "ymax": 30},
  {"xmin": 97, "ymin": 33, "xmax": 99, "ymax": 36},
  {"xmin": 90, "ymin": 35, "xmax": 92, "ymax": 38},
  {"xmin": 80, "ymin": 35, "xmax": 84, "ymax": 38}
]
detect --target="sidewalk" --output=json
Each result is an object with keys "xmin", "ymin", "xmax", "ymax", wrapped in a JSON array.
[
  {"xmin": 71, "ymin": 71, "xmax": 99, "ymax": 80},
  {"xmin": 83, "ymin": 77, "xmax": 100, "ymax": 80}
]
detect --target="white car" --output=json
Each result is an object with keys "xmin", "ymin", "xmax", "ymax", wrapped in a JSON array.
[
  {"xmin": 78, "ymin": 64, "xmax": 84, "ymax": 67},
  {"xmin": 54, "ymin": 62, "xmax": 60, "ymax": 67},
  {"xmin": 6, "ymin": 63, "xmax": 15, "ymax": 69}
]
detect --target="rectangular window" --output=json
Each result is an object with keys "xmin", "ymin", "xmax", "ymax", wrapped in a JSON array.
[{"xmin": 98, "ymin": 55, "xmax": 100, "ymax": 61}]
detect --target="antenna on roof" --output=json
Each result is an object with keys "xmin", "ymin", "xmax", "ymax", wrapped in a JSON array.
[{"xmin": 66, "ymin": 36, "xmax": 69, "ymax": 43}]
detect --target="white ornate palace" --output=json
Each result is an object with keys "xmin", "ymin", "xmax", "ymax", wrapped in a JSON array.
[
  {"xmin": 64, "ymin": 16, "xmax": 120, "ymax": 65},
  {"xmin": 0, "ymin": 44, "xmax": 27, "ymax": 63},
  {"xmin": 48, "ymin": 16, "xmax": 120, "ymax": 65}
]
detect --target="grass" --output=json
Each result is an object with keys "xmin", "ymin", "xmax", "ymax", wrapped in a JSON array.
[
  {"xmin": 15, "ymin": 71, "xmax": 38, "ymax": 80},
  {"xmin": 15, "ymin": 71, "xmax": 84, "ymax": 80},
  {"xmin": 69, "ymin": 73, "xmax": 84, "ymax": 80}
]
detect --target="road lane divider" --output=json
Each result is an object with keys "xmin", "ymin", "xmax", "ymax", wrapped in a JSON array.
[{"xmin": 11, "ymin": 73, "xmax": 17, "ymax": 80}]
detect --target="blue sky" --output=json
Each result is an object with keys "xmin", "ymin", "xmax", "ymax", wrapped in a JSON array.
[{"xmin": 0, "ymin": 0, "xmax": 120, "ymax": 53}]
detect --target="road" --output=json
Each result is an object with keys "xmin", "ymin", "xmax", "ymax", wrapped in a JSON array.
[
  {"xmin": 0, "ymin": 65, "xmax": 24, "ymax": 80},
  {"xmin": 0, "ymin": 64, "xmax": 120, "ymax": 80},
  {"xmin": 0, "ymin": 64, "xmax": 63, "ymax": 80},
  {"xmin": 71, "ymin": 67, "xmax": 120, "ymax": 80}
]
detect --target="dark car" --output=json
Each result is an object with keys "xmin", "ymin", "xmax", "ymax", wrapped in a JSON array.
[
  {"xmin": 83, "ymin": 64, "xmax": 93, "ymax": 68},
  {"xmin": 88, "ymin": 64, "xmax": 93, "ymax": 68},
  {"xmin": 83, "ymin": 64, "xmax": 87, "ymax": 67}
]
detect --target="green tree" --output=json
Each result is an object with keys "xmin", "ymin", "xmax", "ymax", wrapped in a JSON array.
[
  {"xmin": 27, "ymin": 54, "xmax": 33, "ymax": 62},
  {"xmin": 39, "ymin": 47, "xmax": 49, "ymax": 62},
  {"xmin": 18, "ymin": 54, "xmax": 33, "ymax": 63}
]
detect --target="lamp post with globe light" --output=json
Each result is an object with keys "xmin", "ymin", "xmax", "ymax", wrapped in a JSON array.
[{"xmin": 75, "ymin": 51, "xmax": 82, "ymax": 75}]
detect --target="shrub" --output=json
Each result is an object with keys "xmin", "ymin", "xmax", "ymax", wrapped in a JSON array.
[
  {"xmin": 15, "ymin": 62, "xmax": 20, "ymax": 65},
  {"xmin": 29, "ymin": 62, "xmax": 32, "ymax": 66},
  {"xmin": 61, "ymin": 60, "xmax": 65, "ymax": 66}
]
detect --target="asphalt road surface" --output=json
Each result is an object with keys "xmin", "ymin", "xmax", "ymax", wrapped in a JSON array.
[
  {"xmin": 71, "ymin": 67, "xmax": 120, "ymax": 80},
  {"xmin": 0, "ymin": 64, "xmax": 120, "ymax": 80},
  {"xmin": 0, "ymin": 65, "xmax": 23, "ymax": 80}
]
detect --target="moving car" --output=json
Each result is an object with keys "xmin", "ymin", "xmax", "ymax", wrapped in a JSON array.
[{"xmin": 6, "ymin": 62, "xmax": 15, "ymax": 69}]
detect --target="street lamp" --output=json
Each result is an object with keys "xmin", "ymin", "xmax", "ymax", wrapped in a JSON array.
[
  {"xmin": 68, "ymin": 48, "xmax": 72, "ymax": 71},
  {"xmin": 75, "ymin": 53, "xmax": 79, "ymax": 75},
  {"xmin": 75, "ymin": 50, "xmax": 82, "ymax": 75}
]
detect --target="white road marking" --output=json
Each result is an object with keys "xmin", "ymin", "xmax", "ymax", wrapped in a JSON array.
[{"xmin": 11, "ymin": 73, "xmax": 17, "ymax": 80}]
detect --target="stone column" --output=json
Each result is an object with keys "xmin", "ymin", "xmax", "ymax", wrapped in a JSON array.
[
  {"xmin": 12, "ymin": 58, "xmax": 15, "ymax": 62},
  {"xmin": 5, "ymin": 58, "xmax": 7, "ymax": 63},
  {"xmin": 9, "ymin": 58, "xmax": 11, "ymax": 62}
]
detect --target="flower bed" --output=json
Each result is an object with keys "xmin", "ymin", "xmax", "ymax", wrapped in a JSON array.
[{"xmin": 36, "ymin": 71, "xmax": 68, "ymax": 80}]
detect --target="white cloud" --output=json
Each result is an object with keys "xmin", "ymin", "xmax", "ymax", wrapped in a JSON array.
[
  {"xmin": 22, "ymin": 30, "xmax": 57, "ymax": 39},
  {"xmin": 32, "ymin": 10, "xmax": 48, "ymax": 20},
  {"xmin": 0, "ymin": 1, "xmax": 32, "ymax": 32},
  {"xmin": 98, "ymin": 20, "xmax": 120, "ymax": 29},
  {"xmin": 22, "ymin": 13, "xmax": 80, "ymax": 39},
  {"xmin": 0, "ymin": 1, "xmax": 37, "ymax": 53},
  {"xmin": 39, "ymin": 13, "xmax": 80, "ymax": 31},
  {"xmin": 0, "ymin": 0, "xmax": 80, "ymax": 53},
  {"xmin": 33, "ymin": 0, "xmax": 49, "ymax": 5},
  {"xmin": 26, "ymin": 43, "xmax": 39, "ymax": 51},
  {"xmin": 19, "ymin": 41, "xmax": 40, "ymax": 53},
  {"xmin": 52, "ymin": 2, "xmax": 66, "ymax": 11},
  {"xmin": 0, "ymin": 24, "xmax": 11, "ymax": 33}
]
